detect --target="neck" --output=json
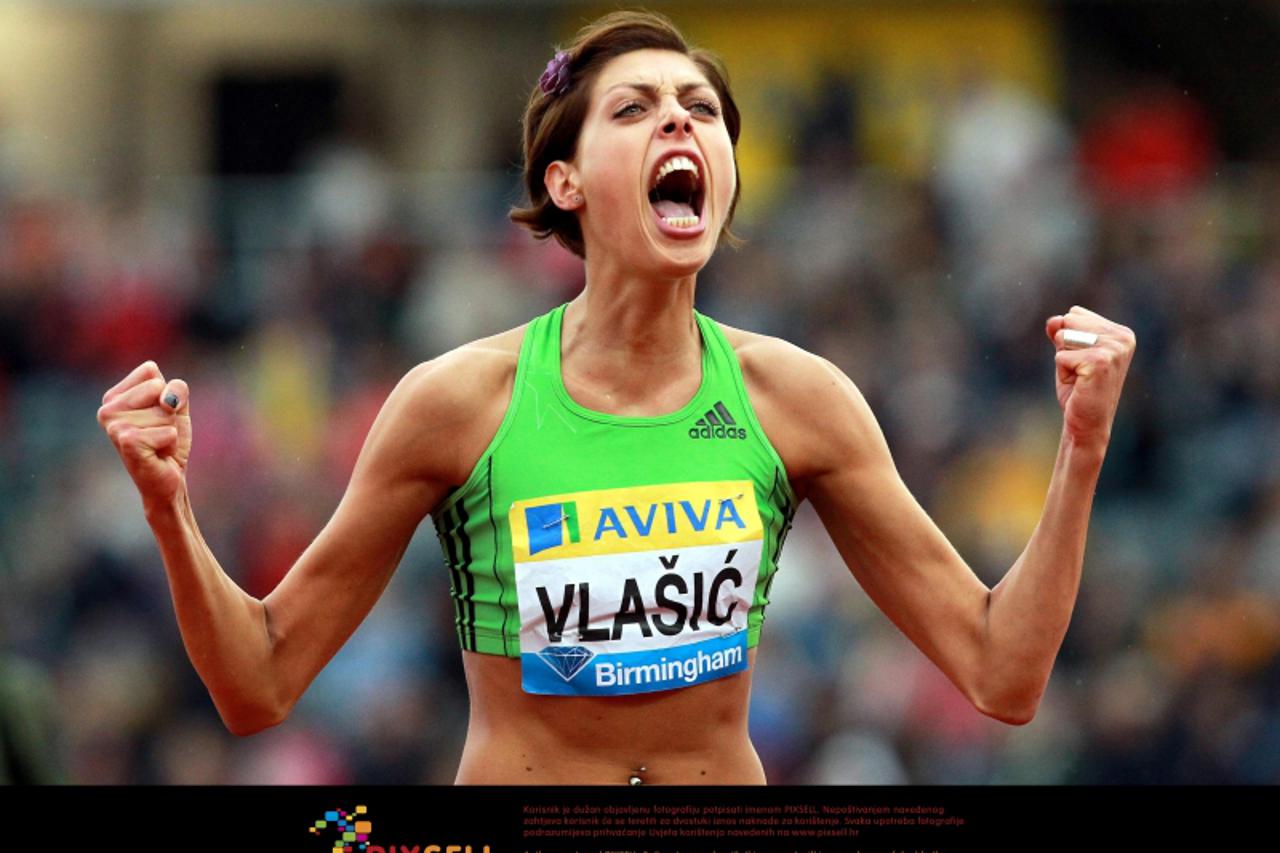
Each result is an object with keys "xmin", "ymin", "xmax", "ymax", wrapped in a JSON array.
[{"xmin": 565, "ymin": 255, "xmax": 700, "ymax": 365}]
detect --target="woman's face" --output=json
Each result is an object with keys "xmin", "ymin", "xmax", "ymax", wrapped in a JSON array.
[{"xmin": 558, "ymin": 48, "xmax": 736, "ymax": 278}]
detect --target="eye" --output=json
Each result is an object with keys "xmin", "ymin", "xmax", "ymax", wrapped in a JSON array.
[
  {"xmin": 690, "ymin": 99, "xmax": 721, "ymax": 117},
  {"xmin": 614, "ymin": 101, "xmax": 644, "ymax": 118}
]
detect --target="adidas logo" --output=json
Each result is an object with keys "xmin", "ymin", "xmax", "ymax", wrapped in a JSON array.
[{"xmin": 688, "ymin": 400, "xmax": 748, "ymax": 440}]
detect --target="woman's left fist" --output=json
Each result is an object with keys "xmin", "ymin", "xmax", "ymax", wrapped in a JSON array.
[{"xmin": 1045, "ymin": 305, "xmax": 1137, "ymax": 450}]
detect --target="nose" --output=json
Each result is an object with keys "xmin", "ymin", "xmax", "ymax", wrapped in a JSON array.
[{"xmin": 659, "ymin": 100, "xmax": 694, "ymax": 138}]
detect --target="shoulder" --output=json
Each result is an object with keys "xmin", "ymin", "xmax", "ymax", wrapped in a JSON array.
[
  {"xmin": 712, "ymin": 320, "xmax": 840, "ymax": 395},
  {"xmin": 710, "ymin": 319, "xmax": 881, "ymax": 499},
  {"xmin": 406, "ymin": 322, "xmax": 526, "ymax": 395},
  {"xmin": 393, "ymin": 323, "xmax": 525, "ymax": 418},
  {"xmin": 381, "ymin": 321, "xmax": 530, "ymax": 490}
]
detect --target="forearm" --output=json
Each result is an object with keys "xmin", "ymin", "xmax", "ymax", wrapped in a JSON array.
[
  {"xmin": 977, "ymin": 429, "xmax": 1106, "ymax": 722},
  {"xmin": 144, "ymin": 489, "xmax": 280, "ymax": 735}
]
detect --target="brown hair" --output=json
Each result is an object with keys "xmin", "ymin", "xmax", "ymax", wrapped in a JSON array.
[{"xmin": 509, "ymin": 10, "xmax": 743, "ymax": 258}]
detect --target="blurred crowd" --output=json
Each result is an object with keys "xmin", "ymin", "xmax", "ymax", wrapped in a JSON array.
[{"xmin": 2, "ymin": 47, "xmax": 1279, "ymax": 785}]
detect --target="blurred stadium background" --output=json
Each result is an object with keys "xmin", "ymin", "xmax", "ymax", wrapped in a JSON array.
[{"xmin": 1, "ymin": 0, "xmax": 1279, "ymax": 785}]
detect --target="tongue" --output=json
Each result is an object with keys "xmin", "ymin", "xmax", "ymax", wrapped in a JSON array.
[{"xmin": 652, "ymin": 199, "xmax": 696, "ymax": 219}]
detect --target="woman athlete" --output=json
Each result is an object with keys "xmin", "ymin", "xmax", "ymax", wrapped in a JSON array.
[{"xmin": 96, "ymin": 11, "xmax": 1136, "ymax": 785}]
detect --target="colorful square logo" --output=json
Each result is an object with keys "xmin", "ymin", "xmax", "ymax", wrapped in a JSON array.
[{"xmin": 525, "ymin": 501, "xmax": 580, "ymax": 555}]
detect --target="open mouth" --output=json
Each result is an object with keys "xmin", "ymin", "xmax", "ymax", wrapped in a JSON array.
[{"xmin": 648, "ymin": 154, "xmax": 705, "ymax": 230}]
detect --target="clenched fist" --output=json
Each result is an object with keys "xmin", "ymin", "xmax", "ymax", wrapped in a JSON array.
[
  {"xmin": 1045, "ymin": 306, "xmax": 1137, "ymax": 450},
  {"xmin": 97, "ymin": 360, "xmax": 192, "ymax": 507}
]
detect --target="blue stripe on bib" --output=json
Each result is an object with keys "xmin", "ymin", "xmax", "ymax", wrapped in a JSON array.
[{"xmin": 520, "ymin": 629, "xmax": 748, "ymax": 696}]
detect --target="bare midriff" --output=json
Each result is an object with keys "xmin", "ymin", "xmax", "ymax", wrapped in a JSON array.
[{"xmin": 454, "ymin": 647, "xmax": 765, "ymax": 785}]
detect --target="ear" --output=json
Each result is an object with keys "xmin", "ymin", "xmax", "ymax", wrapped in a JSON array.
[{"xmin": 544, "ymin": 160, "xmax": 584, "ymax": 211}]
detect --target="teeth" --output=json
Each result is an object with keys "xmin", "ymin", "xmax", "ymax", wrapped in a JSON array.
[
  {"xmin": 653, "ymin": 155, "xmax": 699, "ymax": 187},
  {"xmin": 663, "ymin": 214, "xmax": 699, "ymax": 228}
]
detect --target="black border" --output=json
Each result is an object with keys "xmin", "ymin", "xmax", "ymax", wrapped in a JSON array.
[{"xmin": 4, "ymin": 784, "xmax": 1262, "ymax": 851}]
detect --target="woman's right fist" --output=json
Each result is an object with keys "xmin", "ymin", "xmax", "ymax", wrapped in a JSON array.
[{"xmin": 97, "ymin": 360, "xmax": 192, "ymax": 507}]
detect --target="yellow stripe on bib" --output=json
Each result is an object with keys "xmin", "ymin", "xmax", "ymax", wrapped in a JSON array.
[{"xmin": 510, "ymin": 480, "xmax": 762, "ymax": 563}]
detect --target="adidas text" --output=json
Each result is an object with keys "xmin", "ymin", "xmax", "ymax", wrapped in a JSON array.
[
  {"xmin": 690, "ymin": 401, "xmax": 748, "ymax": 439},
  {"xmin": 689, "ymin": 423, "xmax": 747, "ymax": 440}
]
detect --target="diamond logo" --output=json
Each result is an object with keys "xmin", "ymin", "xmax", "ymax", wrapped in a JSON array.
[{"xmin": 537, "ymin": 646, "xmax": 595, "ymax": 681}]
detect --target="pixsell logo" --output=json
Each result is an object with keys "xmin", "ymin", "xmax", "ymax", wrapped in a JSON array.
[
  {"xmin": 309, "ymin": 805, "xmax": 372, "ymax": 852},
  {"xmin": 309, "ymin": 805, "xmax": 490, "ymax": 853}
]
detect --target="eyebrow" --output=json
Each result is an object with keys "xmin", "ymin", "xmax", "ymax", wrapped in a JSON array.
[{"xmin": 605, "ymin": 81, "xmax": 717, "ymax": 99}]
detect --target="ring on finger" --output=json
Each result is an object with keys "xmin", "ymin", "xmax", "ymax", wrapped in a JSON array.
[{"xmin": 1063, "ymin": 329, "xmax": 1099, "ymax": 349}]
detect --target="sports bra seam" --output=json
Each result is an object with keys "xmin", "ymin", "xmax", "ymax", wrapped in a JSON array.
[
  {"xmin": 456, "ymin": 499, "xmax": 477, "ymax": 650},
  {"xmin": 440, "ymin": 502, "xmax": 477, "ymax": 652},
  {"xmin": 467, "ymin": 626, "xmax": 516, "ymax": 639},
  {"xmin": 485, "ymin": 455, "xmax": 513, "ymax": 654}
]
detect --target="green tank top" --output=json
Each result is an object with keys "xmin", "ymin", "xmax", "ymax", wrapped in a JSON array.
[{"xmin": 429, "ymin": 301, "xmax": 797, "ymax": 696}]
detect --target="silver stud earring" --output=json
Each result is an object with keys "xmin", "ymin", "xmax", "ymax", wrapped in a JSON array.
[{"xmin": 572, "ymin": 193, "xmax": 583, "ymax": 205}]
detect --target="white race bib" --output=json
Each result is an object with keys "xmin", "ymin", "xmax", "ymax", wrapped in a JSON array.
[{"xmin": 509, "ymin": 481, "xmax": 762, "ymax": 695}]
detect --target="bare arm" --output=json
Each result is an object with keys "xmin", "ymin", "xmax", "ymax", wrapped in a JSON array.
[
  {"xmin": 143, "ymin": 490, "xmax": 277, "ymax": 736},
  {"xmin": 762, "ymin": 306, "xmax": 1134, "ymax": 724},
  {"xmin": 979, "ymin": 306, "xmax": 1136, "ymax": 719},
  {"xmin": 786, "ymin": 353, "xmax": 992, "ymax": 718},
  {"xmin": 977, "ymin": 428, "xmax": 1104, "ymax": 722},
  {"xmin": 98, "ymin": 352, "xmax": 489, "ymax": 735}
]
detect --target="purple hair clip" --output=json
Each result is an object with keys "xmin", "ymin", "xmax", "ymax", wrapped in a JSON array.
[{"xmin": 539, "ymin": 50, "xmax": 573, "ymax": 97}]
